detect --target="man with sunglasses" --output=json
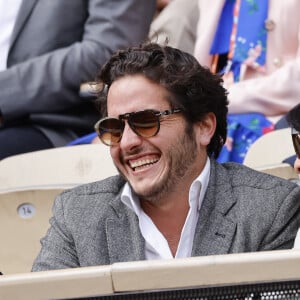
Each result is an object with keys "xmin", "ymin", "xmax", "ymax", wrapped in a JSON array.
[{"xmin": 32, "ymin": 43, "xmax": 300, "ymax": 272}]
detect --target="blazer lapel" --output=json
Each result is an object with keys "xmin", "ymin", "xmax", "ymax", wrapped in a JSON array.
[
  {"xmin": 103, "ymin": 160, "xmax": 238, "ymax": 261},
  {"xmin": 9, "ymin": 0, "xmax": 38, "ymax": 49},
  {"xmin": 192, "ymin": 160, "xmax": 237, "ymax": 256},
  {"xmin": 106, "ymin": 198, "xmax": 145, "ymax": 264}
]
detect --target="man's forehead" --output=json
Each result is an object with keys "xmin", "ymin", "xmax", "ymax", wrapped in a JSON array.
[{"xmin": 107, "ymin": 76, "xmax": 171, "ymax": 115}]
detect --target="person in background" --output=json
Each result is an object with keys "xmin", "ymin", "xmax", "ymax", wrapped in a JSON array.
[
  {"xmin": 271, "ymin": 104, "xmax": 300, "ymax": 168},
  {"xmin": 286, "ymin": 104, "xmax": 300, "ymax": 248},
  {"xmin": 194, "ymin": 1, "xmax": 300, "ymax": 163},
  {"xmin": 0, "ymin": 0, "xmax": 156, "ymax": 160},
  {"xmin": 287, "ymin": 104, "xmax": 300, "ymax": 175},
  {"xmin": 32, "ymin": 42, "xmax": 300, "ymax": 271}
]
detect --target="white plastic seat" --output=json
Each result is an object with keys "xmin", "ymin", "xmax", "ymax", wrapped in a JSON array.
[
  {"xmin": 243, "ymin": 128, "xmax": 295, "ymax": 169},
  {"xmin": 0, "ymin": 144, "xmax": 117, "ymax": 193},
  {"xmin": 0, "ymin": 144, "xmax": 117, "ymax": 274},
  {"xmin": 0, "ymin": 189, "xmax": 64, "ymax": 274}
]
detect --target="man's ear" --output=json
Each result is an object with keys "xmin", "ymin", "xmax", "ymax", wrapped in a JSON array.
[{"xmin": 194, "ymin": 112, "xmax": 216, "ymax": 146}]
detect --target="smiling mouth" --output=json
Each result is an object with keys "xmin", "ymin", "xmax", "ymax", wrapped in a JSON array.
[{"xmin": 129, "ymin": 158, "xmax": 159, "ymax": 171}]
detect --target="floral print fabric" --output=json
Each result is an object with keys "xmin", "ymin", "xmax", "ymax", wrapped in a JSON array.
[{"xmin": 211, "ymin": 0, "xmax": 272, "ymax": 163}]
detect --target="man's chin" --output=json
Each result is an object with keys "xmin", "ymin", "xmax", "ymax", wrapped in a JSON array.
[
  {"xmin": 132, "ymin": 183, "xmax": 166, "ymax": 203},
  {"xmin": 131, "ymin": 184, "xmax": 154, "ymax": 198}
]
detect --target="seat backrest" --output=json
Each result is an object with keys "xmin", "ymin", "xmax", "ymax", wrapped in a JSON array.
[
  {"xmin": 0, "ymin": 144, "xmax": 117, "ymax": 193},
  {"xmin": 0, "ymin": 144, "xmax": 118, "ymax": 274},
  {"xmin": 0, "ymin": 189, "xmax": 64, "ymax": 274},
  {"xmin": 243, "ymin": 128, "xmax": 295, "ymax": 169},
  {"xmin": 256, "ymin": 163, "xmax": 299, "ymax": 180}
]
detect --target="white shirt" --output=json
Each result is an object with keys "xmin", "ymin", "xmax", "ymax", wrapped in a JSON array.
[
  {"xmin": 0, "ymin": 0, "xmax": 23, "ymax": 71},
  {"xmin": 121, "ymin": 158, "xmax": 211, "ymax": 260},
  {"xmin": 294, "ymin": 228, "xmax": 300, "ymax": 249}
]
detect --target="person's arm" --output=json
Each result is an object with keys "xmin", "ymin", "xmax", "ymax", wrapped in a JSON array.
[
  {"xmin": 32, "ymin": 193, "xmax": 80, "ymax": 271},
  {"xmin": 259, "ymin": 184, "xmax": 300, "ymax": 250},
  {"xmin": 0, "ymin": 0, "xmax": 156, "ymax": 123},
  {"xmin": 224, "ymin": 3, "xmax": 300, "ymax": 117},
  {"xmin": 226, "ymin": 58, "xmax": 300, "ymax": 117}
]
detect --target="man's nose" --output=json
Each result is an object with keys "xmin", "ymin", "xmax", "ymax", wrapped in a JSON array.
[{"xmin": 119, "ymin": 122, "xmax": 143, "ymax": 150}]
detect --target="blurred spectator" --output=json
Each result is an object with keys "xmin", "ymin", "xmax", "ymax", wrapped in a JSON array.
[
  {"xmin": 0, "ymin": 0, "xmax": 156, "ymax": 160},
  {"xmin": 286, "ymin": 104, "xmax": 300, "ymax": 174},
  {"xmin": 194, "ymin": 1, "xmax": 300, "ymax": 163},
  {"xmin": 286, "ymin": 103, "xmax": 300, "ymax": 248},
  {"xmin": 272, "ymin": 104, "xmax": 299, "ymax": 168}
]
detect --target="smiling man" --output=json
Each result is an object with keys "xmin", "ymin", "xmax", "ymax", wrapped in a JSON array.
[{"xmin": 32, "ymin": 43, "xmax": 300, "ymax": 271}]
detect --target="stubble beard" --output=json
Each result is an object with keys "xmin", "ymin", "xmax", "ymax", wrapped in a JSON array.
[{"xmin": 134, "ymin": 127, "xmax": 198, "ymax": 204}]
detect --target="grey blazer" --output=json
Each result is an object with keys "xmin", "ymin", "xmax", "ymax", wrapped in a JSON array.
[
  {"xmin": 32, "ymin": 160, "xmax": 300, "ymax": 271},
  {"xmin": 0, "ymin": 0, "xmax": 156, "ymax": 146}
]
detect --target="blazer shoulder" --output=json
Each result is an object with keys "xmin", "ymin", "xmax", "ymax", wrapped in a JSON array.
[
  {"xmin": 51, "ymin": 175, "xmax": 127, "ymax": 220},
  {"xmin": 60, "ymin": 175, "xmax": 125, "ymax": 199},
  {"xmin": 220, "ymin": 162, "xmax": 298, "ymax": 190},
  {"xmin": 222, "ymin": 163, "xmax": 294, "ymax": 186}
]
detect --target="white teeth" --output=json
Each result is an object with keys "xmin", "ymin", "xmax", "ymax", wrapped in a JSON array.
[{"xmin": 130, "ymin": 158, "xmax": 158, "ymax": 169}]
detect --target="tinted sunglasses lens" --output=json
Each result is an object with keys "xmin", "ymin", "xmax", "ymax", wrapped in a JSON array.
[
  {"xmin": 98, "ymin": 118, "xmax": 123, "ymax": 145},
  {"xmin": 130, "ymin": 111, "xmax": 159, "ymax": 137},
  {"xmin": 292, "ymin": 133, "xmax": 300, "ymax": 158}
]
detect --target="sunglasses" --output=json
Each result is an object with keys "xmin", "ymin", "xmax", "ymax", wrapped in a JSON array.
[
  {"xmin": 94, "ymin": 108, "xmax": 182, "ymax": 146},
  {"xmin": 292, "ymin": 127, "xmax": 300, "ymax": 158}
]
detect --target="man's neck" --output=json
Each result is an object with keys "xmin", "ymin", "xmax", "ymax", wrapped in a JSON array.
[{"xmin": 141, "ymin": 193, "xmax": 190, "ymax": 257}]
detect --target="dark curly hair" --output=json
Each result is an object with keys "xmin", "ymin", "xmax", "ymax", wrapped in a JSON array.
[{"xmin": 96, "ymin": 42, "xmax": 229, "ymax": 158}]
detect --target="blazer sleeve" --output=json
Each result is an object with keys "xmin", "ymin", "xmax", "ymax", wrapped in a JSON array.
[
  {"xmin": 259, "ymin": 183, "xmax": 300, "ymax": 251},
  {"xmin": 32, "ymin": 193, "xmax": 80, "ymax": 271},
  {"xmin": 0, "ymin": 0, "xmax": 156, "ymax": 122}
]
